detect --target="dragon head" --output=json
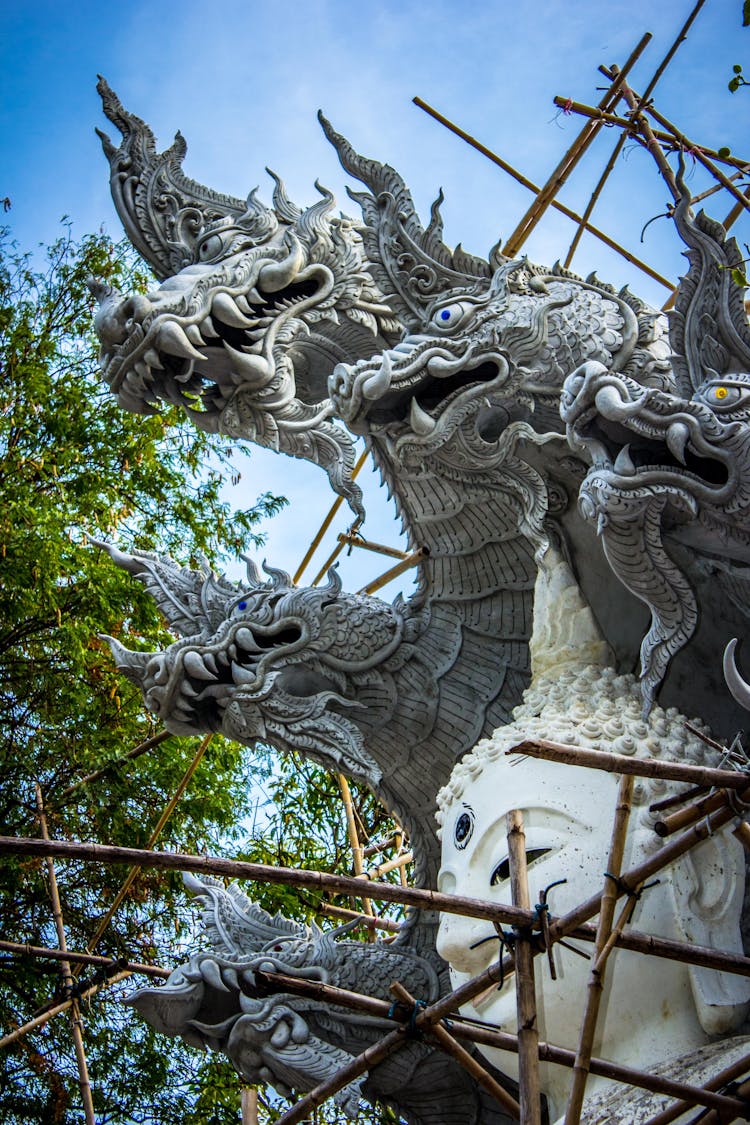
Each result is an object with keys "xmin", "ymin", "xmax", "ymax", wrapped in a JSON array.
[
  {"xmin": 92, "ymin": 80, "xmax": 404, "ymax": 515},
  {"xmin": 98, "ymin": 542, "xmax": 419, "ymax": 784}
]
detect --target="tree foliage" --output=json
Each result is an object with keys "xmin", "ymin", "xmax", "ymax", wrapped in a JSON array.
[{"xmin": 0, "ymin": 228, "xmax": 409, "ymax": 1122}]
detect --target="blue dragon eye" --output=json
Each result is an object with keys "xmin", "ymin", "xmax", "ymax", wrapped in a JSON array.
[
  {"xmin": 440, "ymin": 309, "xmax": 451, "ymax": 321},
  {"xmin": 238, "ymin": 601, "xmax": 248, "ymax": 611}
]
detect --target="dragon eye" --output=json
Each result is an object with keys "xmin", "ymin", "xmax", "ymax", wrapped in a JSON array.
[
  {"xmin": 454, "ymin": 809, "xmax": 474, "ymax": 849},
  {"xmin": 237, "ymin": 600, "xmax": 248, "ymax": 611},
  {"xmin": 699, "ymin": 381, "xmax": 750, "ymax": 412},
  {"xmin": 197, "ymin": 234, "xmax": 224, "ymax": 260},
  {"xmin": 433, "ymin": 302, "xmax": 468, "ymax": 330}
]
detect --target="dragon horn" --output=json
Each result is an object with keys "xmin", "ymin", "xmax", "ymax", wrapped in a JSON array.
[
  {"xmin": 96, "ymin": 76, "xmax": 246, "ymax": 279},
  {"xmin": 99, "ymin": 634, "xmax": 151, "ymax": 687},
  {"xmin": 724, "ymin": 638, "xmax": 750, "ymax": 712}
]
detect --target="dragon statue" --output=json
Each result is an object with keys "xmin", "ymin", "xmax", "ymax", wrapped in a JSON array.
[{"xmin": 91, "ymin": 81, "xmax": 750, "ymax": 1121}]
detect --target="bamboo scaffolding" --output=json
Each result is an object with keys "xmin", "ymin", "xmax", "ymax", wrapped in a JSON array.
[
  {"xmin": 293, "ymin": 449, "xmax": 368, "ymax": 584},
  {"xmin": 357, "ymin": 547, "xmax": 428, "ymax": 596},
  {"xmin": 734, "ymin": 820, "xmax": 750, "ymax": 852},
  {"xmin": 649, "ymin": 783, "xmax": 709, "ymax": 815},
  {"xmin": 565, "ymin": 775, "xmax": 634, "ymax": 1125},
  {"xmin": 365, "ymin": 850, "xmax": 413, "ymax": 879},
  {"xmin": 35, "ymin": 785, "xmax": 96, "ymax": 1125},
  {"xmin": 318, "ymin": 904, "xmax": 401, "ymax": 934},
  {"xmin": 413, "ymin": 96, "xmax": 673, "ymax": 291},
  {"xmin": 564, "ymin": 1, "xmax": 707, "ymax": 269},
  {"xmin": 509, "ymin": 738, "xmax": 750, "ymax": 791},
  {"xmin": 6, "ymin": 834, "xmax": 750, "ymax": 982},
  {"xmin": 83, "ymin": 732, "xmax": 213, "ymax": 958},
  {"xmin": 501, "ymin": 32, "xmax": 652, "ymax": 257},
  {"xmin": 0, "ymin": 939, "xmax": 170, "ymax": 979},
  {"xmin": 643, "ymin": 1051, "xmax": 750, "ymax": 1125},
  {"xmin": 390, "ymin": 979, "xmax": 521, "ymax": 1118},
  {"xmin": 337, "ymin": 772, "xmax": 373, "ymax": 919},
  {"xmin": 550, "ymin": 96, "xmax": 750, "ymax": 177},
  {"xmin": 241, "ymin": 1086, "xmax": 259, "ymax": 1125},
  {"xmin": 0, "ymin": 969, "xmax": 132, "ymax": 1050},
  {"xmin": 275, "ymin": 1026, "xmax": 408, "ymax": 1125},
  {"xmin": 336, "ymin": 530, "xmax": 409, "ymax": 561},
  {"xmin": 252, "ymin": 971, "xmax": 748, "ymax": 1117},
  {"xmin": 59, "ymin": 729, "xmax": 171, "ymax": 799},
  {"xmin": 507, "ymin": 808, "xmax": 542, "ymax": 1124}
]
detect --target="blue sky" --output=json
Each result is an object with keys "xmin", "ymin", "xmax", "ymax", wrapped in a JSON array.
[{"xmin": 2, "ymin": 0, "xmax": 749, "ymax": 592}]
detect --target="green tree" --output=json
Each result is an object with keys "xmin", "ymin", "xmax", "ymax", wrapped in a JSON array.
[
  {"xmin": 0, "ymin": 224, "xmax": 287, "ymax": 1122},
  {"xmin": 0, "ymin": 227, "xmax": 407, "ymax": 1123}
]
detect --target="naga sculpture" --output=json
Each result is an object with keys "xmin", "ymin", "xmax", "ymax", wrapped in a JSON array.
[{"xmin": 91, "ymin": 80, "xmax": 750, "ymax": 1120}]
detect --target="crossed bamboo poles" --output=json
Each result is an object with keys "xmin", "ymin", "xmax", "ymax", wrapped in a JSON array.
[{"xmin": 5, "ymin": 735, "xmax": 750, "ymax": 1122}]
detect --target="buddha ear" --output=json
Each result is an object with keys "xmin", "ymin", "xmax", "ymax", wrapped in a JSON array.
[{"xmin": 670, "ymin": 830, "xmax": 750, "ymax": 1033}]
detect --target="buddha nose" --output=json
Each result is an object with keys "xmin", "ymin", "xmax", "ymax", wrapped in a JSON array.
[
  {"xmin": 437, "ymin": 911, "xmax": 497, "ymax": 975},
  {"xmin": 437, "ymin": 867, "xmax": 497, "ymax": 975}
]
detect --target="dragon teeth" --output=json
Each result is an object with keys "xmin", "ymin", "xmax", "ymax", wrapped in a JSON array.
[
  {"xmin": 222, "ymin": 341, "xmax": 272, "ymax": 384},
  {"xmin": 231, "ymin": 661, "xmax": 257, "ymax": 685},
  {"xmin": 613, "ymin": 443, "xmax": 636, "ymax": 476},
  {"xmin": 410, "ymin": 396, "xmax": 436, "ymax": 436},
  {"xmin": 203, "ymin": 652, "xmax": 219, "ymax": 674},
  {"xmin": 200, "ymin": 317, "xmax": 220, "ymax": 339},
  {"xmin": 183, "ymin": 651, "xmax": 218, "ymax": 681},
  {"xmin": 144, "ymin": 347, "xmax": 164, "ymax": 369},
  {"xmin": 212, "ymin": 292, "xmax": 255, "ymax": 329},
  {"xmin": 185, "ymin": 323, "xmax": 205, "ymax": 347},
  {"xmin": 157, "ymin": 321, "xmax": 204, "ymax": 361},
  {"xmin": 235, "ymin": 627, "xmax": 261, "ymax": 652},
  {"xmin": 362, "ymin": 351, "xmax": 392, "ymax": 400},
  {"xmin": 666, "ymin": 421, "xmax": 690, "ymax": 466}
]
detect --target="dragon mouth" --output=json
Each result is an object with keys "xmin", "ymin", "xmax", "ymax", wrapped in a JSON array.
[
  {"xmin": 100, "ymin": 274, "xmax": 324, "ymax": 421},
  {"xmin": 331, "ymin": 334, "xmax": 508, "ymax": 433},
  {"xmin": 144, "ymin": 622, "xmax": 305, "ymax": 732},
  {"xmin": 578, "ymin": 414, "xmax": 729, "ymax": 488}
]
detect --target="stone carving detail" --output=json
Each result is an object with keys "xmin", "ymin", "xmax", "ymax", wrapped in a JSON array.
[
  {"xmin": 93, "ymin": 88, "xmax": 750, "ymax": 1121},
  {"xmin": 436, "ymin": 550, "xmax": 750, "ymax": 1123},
  {"xmin": 562, "ymin": 166, "xmax": 750, "ymax": 710}
]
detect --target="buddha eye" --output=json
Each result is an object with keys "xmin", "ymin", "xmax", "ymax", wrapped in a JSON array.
[
  {"xmin": 432, "ymin": 302, "xmax": 470, "ymax": 330},
  {"xmin": 490, "ymin": 847, "xmax": 551, "ymax": 886},
  {"xmin": 454, "ymin": 809, "xmax": 474, "ymax": 850}
]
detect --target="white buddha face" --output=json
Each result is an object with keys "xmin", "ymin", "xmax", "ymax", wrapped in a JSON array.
[{"xmin": 436, "ymin": 755, "xmax": 749, "ymax": 1119}]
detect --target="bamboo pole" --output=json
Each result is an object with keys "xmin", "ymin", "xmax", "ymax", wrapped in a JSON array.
[
  {"xmin": 275, "ymin": 1027, "xmax": 408, "ymax": 1125},
  {"xmin": 653, "ymin": 787, "xmax": 732, "ymax": 838},
  {"xmin": 550, "ymin": 98, "xmax": 750, "ymax": 176},
  {"xmin": 506, "ymin": 809, "xmax": 542, "ymax": 1125},
  {"xmin": 0, "ymin": 939, "xmax": 170, "ymax": 978},
  {"xmin": 83, "ymin": 733, "xmax": 212, "ymax": 957},
  {"xmin": 390, "ymin": 980, "xmax": 521, "ymax": 1118},
  {"xmin": 365, "ymin": 850, "xmax": 413, "ymax": 879},
  {"xmin": 0, "ymin": 969, "xmax": 132, "ymax": 1050},
  {"xmin": 363, "ymin": 833, "xmax": 399, "ymax": 859},
  {"xmin": 336, "ymin": 531, "xmax": 409, "ymax": 561},
  {"xmin": 564, "ymin": 0, "xmax": 708, "ymax": 268},
  {"xmin": 293, "ymin": 450, "xmax": 368, "ymax": 584},
  {"xmin": 412, "ymin": 96, "xmax": 673, "ymax": 291},
  {"xmin": 733, "ymin": 820, "xmax": 750, "ymax": 852},
  {"xmin": 357, "ymin": 547, "xmax": 427, "ymax": 596},
  {"xmin": 509, "ymin": 737, "xmax": 750, "ymax": 791},
  {"xmin": 337, "ymin": 773, "xmax": 373, "ymax": 919},
  {"xmin": 8, "ymin": 834, "xmax": 750, "ymax": 982},
  {"xmin": 565, "ymin": 775, "xmax": 634, "ymax": 1125},
  {"xmin": 35, "ymin": 786, "xmax": 96, "ymax": 1125},
  {"xmin": 253, "ymin": 970, "xmax": 748, "ymax": 1117},
  {"xmin": 642, "ymin": 1051, "xmax": 750, "ymax": 1125},
  {"xmin": 59, "ymin": 729, "xmax": 171, "ymax": 799},
  {"xmin": 502, "ymin": 32, "xmax": 653, "ymax": 257},
  {"xmin": 649, "ymin": 783, "xmax": 709, "ymax": 815},
  {"xmin": 241, "ymin": 1086, "xmax": 259, "ymax": 1125},
  {"xmin": 394, "ymin": 831, "xmax": 409, "ymax": 887},
  {"xmin": 643, "ymin": 100, "xmax": 750, "ymax": 215},
  {"xmin": 318, "ymin": 903, "xmax": 401, "ymax": 933}
]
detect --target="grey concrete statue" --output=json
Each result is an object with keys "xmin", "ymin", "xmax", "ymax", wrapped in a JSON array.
[{"xmin": 91, "ymin": 82, "xmax": 750, "ymax": 1121}]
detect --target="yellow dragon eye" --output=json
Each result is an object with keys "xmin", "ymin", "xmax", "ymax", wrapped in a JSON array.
[{"xmin": 715, "ymin": 386, "xmax": 728, "ymax": 400}]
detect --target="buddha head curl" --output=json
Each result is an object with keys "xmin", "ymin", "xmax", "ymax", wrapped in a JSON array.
[{"xmin": 435, "ymin": 552, "xmax": 750, "ymax": 1121}]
